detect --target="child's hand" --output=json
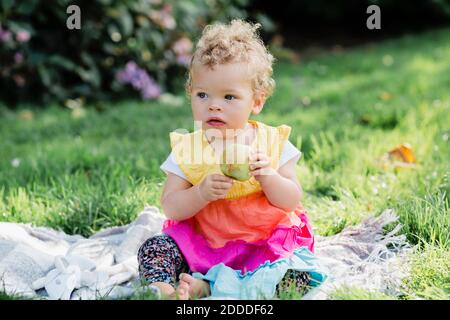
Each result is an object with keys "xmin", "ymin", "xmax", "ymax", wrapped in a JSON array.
[
  {"xmin": 249, "ymin": 149, "xmax": 276, "ymax": 183},
  {"xmin": 198, "ymin": 174, "xmax": 234, "ymax": 201}
]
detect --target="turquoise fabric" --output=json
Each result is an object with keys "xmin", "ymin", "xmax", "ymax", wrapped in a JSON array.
[{"xmin": 192, "ymin": 247, "xmax": 328, "ymax": 299}]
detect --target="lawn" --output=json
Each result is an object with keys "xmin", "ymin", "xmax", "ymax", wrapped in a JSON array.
[{"xmin": 0, "ymin": 27, "xmax": 449, "ymax": 300}]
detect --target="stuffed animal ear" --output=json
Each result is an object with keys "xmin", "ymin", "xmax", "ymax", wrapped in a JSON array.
[
  {"xmin": 80, "ymin": 270, "xmax": 108, "ymax": 288},
  {"xmin": 31, "ymin": 276, "xmax": 47, "ymax": 290},
  {"xmin": 54, "ymin": 256, "xmax": 69, "ymax": 272},
  {"xmin": 45, "ymin": 265, "xmax": 81, "ymax": 300},
  {"xmin": 66, "ymin": 254, "xmax": 97, "ymax": 271},
  {"xmin": 45, "ymin": 270, "xmax": 67, "ymax": 300}
]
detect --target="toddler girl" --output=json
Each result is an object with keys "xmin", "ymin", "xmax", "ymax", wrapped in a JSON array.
[{"xmin": 138, "ymin": 19, "xmax": 326, "ymax": 299}]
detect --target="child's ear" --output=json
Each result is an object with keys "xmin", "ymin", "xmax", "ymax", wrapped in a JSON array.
[{"xmin": 252, "ymin": 91, "xmax": 266, "ymax": 115}]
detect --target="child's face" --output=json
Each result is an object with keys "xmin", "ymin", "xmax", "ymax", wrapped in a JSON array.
[{"xmin": 190, "ymin": 62, "xmax": 265, "ymax": 139}]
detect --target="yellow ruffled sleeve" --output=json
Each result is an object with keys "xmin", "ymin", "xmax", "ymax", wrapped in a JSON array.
[
  {"xmin": 257, "ymin": 123, "xmax": 291, "ymax": 168},
  {"xmin": 276, "ymin": 124, "xmax": 292, "ymax": 160},
  {"xmin": 169, "ymin": 130, "xmax": 220, "ymax": 185}
]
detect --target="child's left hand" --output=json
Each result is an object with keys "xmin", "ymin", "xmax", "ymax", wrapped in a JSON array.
[{"xmin": 249, "ymin": 149, "xmax": 276, "ymax": 183}]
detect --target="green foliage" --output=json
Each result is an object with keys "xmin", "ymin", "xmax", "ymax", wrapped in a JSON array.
[{"xmin": 0, "ymin": 0, "xmax": 250, "ymax": 105}]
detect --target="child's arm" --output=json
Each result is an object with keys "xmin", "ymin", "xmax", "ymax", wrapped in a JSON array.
[
  {"xmin": 250, "ymin": 151, "xmax": 302, "ymax": 212},
  {"xmin": 161, "ymin": 173, "xmax": 233, "ymax": 221}
]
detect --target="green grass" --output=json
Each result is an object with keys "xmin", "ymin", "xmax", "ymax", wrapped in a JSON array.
[
  {"xmin": 330, "ymin": 286, "xmax": 396, "ymax": 300},
  {"xmin": 1, "ymin": 27, "xmax": 449, "ymax": 300},
  {"xmin": 403, "ymin": 243, "xmax": 450, "ymax": 300}
]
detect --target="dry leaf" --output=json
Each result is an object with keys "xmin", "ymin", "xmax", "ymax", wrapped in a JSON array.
[
  {"xmin": 388, "ymin": 144, "xmax": 416, "ymax": 163},
  {"xmin": 381, "ymin": 143, "xmax": 417, "ymax": 170},
  {"xmin": 18, "ymin": 110, "xmax": 33, "ymax": 121},
  {"xmin": 379, "ymin": 91, "xmax": 393, "ymax": 101}
]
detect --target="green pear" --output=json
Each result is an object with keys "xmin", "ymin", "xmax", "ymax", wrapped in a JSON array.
[{"xmin": 220, "ymin": 143, "xmax": 252, "ymax": 181}]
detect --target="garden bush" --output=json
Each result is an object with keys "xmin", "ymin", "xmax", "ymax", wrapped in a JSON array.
[{"xmin": 0, "ymin": 0, "xmax": 256, "ymax": 106}]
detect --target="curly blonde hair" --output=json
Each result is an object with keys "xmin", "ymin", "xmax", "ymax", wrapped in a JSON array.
[{"xmin": 185, "ymin": 19, "xmax": 276, "ymax": 98}]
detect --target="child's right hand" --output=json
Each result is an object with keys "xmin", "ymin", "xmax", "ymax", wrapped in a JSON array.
[{"xmin": 198, "ymin": 174, "xmax": 234, "ymax": 201}]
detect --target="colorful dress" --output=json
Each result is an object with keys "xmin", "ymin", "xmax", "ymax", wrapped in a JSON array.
[{"xmin": 161, "ymin": 120, "xmax": 327, "ymax": 298}]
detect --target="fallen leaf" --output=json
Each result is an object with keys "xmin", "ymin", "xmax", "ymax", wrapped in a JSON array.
[
  {"xmin": 379, "ymin": 91, "xmax": 393, "ymax": 101},
  {"xmin": 388, "ymin": 143, "xmax": 416, "ymax": 163},
  {"xmin": 18, "ymin": 110, "xmax": 33, "ymax": 121},
  {"xmin": 381, "ymin": 143, "xmax": 417, "ymax": 170},
  {"xmin": 382, "ymin": 54, "xmax": 394, "ymax": 66}
]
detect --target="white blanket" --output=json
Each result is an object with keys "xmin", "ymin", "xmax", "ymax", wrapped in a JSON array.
[
  {"xmin": 304, "ymin": 209, "xmax": 412, "ymax": 299},
  {"xmin": 0, "ymin": 206, "xmax": 411, "ymax": 300}
]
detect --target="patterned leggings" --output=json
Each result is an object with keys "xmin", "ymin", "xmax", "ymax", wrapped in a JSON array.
[{"xmin": 137, "ymin": 234, "xmax": 311, "ymax": 295}]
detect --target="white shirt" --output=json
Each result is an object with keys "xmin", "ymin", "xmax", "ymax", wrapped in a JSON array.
[{"xmin": 160, "ymin": 140, "xmax": 302, "ymax": 180}]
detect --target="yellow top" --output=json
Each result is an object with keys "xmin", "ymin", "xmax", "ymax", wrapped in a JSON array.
[{"xmin": 169, "ymin": 120, "xmax": 292, "ymax": 200}]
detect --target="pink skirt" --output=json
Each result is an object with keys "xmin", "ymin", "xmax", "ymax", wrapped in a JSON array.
[{"xmin": 162, "ymin": 192, "xmax": 314, "ymax": 274}]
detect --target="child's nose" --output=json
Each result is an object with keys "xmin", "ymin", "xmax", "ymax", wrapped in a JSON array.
[{"xmin": 209, "ymin": 104, "xmax": 222, "ymax": 112}]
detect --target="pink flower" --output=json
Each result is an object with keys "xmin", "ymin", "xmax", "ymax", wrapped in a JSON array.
[
  {"xmin": 16, "ymin": 31, "xmax": 30, "ymax": 43},
  {"xmin": 172, "ymin": 37, "xmax": 193, "ymax": 66},
  {"xmin": 148, "ymin": 5, "xmax": 176, "ymax": 30},
  {"xmin": 13, "ymin": 74, "xmax": 26, "ymax": 87},
  {"xmin": 172, "ymin": 37, "xmax": 193, "ymax": 56}
]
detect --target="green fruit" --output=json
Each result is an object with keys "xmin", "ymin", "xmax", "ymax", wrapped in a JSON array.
[{"xmin": 220, "ymin": 143, "xmax": 252, "ymax": 181}]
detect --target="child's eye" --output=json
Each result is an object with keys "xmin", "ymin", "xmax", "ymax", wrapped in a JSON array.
[
  {"xmin": 197, "ymin": 92, "xmax": 208, "ymax": 99},
  {"xmin": 225, "ymin": 94, "xmax": 236, "ymax": 101}
]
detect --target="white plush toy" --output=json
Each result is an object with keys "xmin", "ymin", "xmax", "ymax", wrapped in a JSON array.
[{"xmin": 31, "ymin": 255, "xmax": 110, "ymax": 300}]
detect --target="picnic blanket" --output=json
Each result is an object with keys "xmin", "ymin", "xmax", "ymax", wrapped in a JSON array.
[{"xmin": 0, "ymin": 206, "xmax": 411, "ymax": 300}]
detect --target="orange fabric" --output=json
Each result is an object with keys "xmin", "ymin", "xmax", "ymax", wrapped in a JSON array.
[{"xmin": 192, "ymin": 191, "xmax": 305, "ymax": 248}]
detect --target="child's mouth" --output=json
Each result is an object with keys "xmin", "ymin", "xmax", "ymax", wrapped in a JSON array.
[{"xmin": 207, "ymin": 119, "xmax": 226, "ymax": 127}]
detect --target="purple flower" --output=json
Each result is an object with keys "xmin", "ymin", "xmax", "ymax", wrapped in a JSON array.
[
  {"xmin": 14, "ymin": 52, "xmax": 24, "ymax": 64},
  {"xmin": 16, "ymin": 31, "xmax": 30, "ymax": 43},
  {"xmin": 176, "ymin": 54, "xmax": 192, "ymax": 66},
  {"xmin": 116, "ymin": 61, "xmax": 138, "ymax": 83},
  {"xmin": 116, "ymin": 61, "xmax": 161, "ymax": 99},
  {"xmin": 0, "ymin": 25, "xmax": 12, "ymax": 42},
  {"xmin": 141, "ymin": 81, "xmax": 162, "ymax": 99}
]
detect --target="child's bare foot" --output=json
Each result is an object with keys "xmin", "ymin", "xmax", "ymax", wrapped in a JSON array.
[
  {"xmin": 174, "ymin": 278, "xmax": 191, "ymax": 300},
  {"xmin": 178, "ymin": 273, "xmax": 210, "ymax": 299},
  {"xmin": 149, "ymin": 282, "xmax": 175, "ymax": 299}
]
